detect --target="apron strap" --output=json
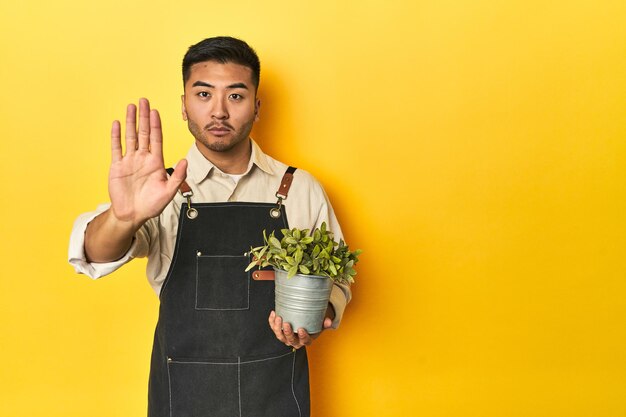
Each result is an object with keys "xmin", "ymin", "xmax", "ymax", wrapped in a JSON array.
[
  {"xmin": 166, "ymin": 167, "xmax": 197, "ymax": 219},
  {"xmin": 270, "ymin": 166, "xmax": 297, "ymax": 219},
  {"xmin": 165, "ymin": 166, "xmax": 297, "ymax": 199},
  {"xmin": 276, "ymin": 166, "xmax": 297, "ymax": 199},
  {"xmin": 166, "ymin": 166, "xmax": 298, "ymax": 220}
]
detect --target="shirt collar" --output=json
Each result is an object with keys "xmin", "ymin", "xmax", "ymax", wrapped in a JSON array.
[{"xmin": 185, "ymin": 138, "xmax": 275, "ymax": 184}]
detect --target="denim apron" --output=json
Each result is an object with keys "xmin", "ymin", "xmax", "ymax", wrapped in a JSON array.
[{"xmin": 147, "ymin": 167, "xmax": 310, "ymax": 417}]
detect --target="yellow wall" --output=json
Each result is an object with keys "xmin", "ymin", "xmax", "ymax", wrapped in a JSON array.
[{"xmin": 1, "ymin": 0, "xmax": 625, "ymax": 416}]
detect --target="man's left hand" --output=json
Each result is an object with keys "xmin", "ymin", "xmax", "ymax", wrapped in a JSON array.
[{"xmin": 268, "ymin": 306, "xmax": 335, "ymax": 349}]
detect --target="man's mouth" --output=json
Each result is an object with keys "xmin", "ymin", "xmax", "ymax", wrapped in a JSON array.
[{"xmin": 207, "ymin": 125, "xmax": 232, "ymax": 136}]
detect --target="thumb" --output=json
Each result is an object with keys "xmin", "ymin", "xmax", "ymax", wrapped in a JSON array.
[
  {"xmin": 323, "ymin": 317, "xmax": 333, "ymax": 329},
  {"xmin": 167, "ymin": 159, "xmax": 188, "ymax": 191}
]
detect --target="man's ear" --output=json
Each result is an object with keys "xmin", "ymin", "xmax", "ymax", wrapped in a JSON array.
[
  {"xmin": 254, "ymin": 98, "xmax": 261, "ymax": 122},
  {"xmin": 181, "ymin": 95, "xmax": 188, "ymax": 121}
]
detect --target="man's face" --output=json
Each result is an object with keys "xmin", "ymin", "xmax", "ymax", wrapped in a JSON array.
[{"xmin": 182, "ymin": 60, "xmax": 260, "ymax": 156}]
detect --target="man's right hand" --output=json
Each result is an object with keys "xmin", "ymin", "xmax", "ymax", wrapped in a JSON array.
[
  {"xmin": 84, "ymin": 98, "xmax": 187, "ymax": 263},
  {"xmin": 109, "ymin": 98, "xmax": 187, "ymax": 226}
]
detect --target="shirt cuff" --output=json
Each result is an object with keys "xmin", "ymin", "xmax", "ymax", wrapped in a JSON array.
[
  {"xmin": 328, "ymin": 282, "xmax": 352, "ymax": 329},
  {"xmin": 67, "ymin": 205, "xmax": 139, "ymax": 279}
]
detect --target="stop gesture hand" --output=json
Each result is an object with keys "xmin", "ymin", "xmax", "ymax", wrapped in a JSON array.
[{"xmin": 109, "ymin": 98, "xmax": 188, "ymax": 227}]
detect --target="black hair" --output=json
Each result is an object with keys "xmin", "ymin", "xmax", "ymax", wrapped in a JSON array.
[{"xmin": 182, "ymin": 36, "xmax": 261, "ymax": 90}]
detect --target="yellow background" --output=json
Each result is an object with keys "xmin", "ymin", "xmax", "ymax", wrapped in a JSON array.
[{"xmin": 1, "ymin": 0, "xmax": 625, "ymax": 416}]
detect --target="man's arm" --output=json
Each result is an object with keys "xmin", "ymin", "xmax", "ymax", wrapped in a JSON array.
[
  {"xmin": 265, "ymin": 171, "xmax": 353, "ymax": 348},
  {"xmin": 84, "ymin": 98, "xmax": 187, "ymax": 263}
]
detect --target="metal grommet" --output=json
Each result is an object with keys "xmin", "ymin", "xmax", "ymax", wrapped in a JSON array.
[
  {"xmin": 270, "ymin": 207, "xmax": 281, "ymax": 218},
  {"xmin": 187, "ymin": 208, "xmax": 198, "ymax": 219}
]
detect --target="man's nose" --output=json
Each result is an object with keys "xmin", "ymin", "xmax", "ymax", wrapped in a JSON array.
[{"xmin": 211, "ymin": 97, "xmax": 228, "ymax": 119}]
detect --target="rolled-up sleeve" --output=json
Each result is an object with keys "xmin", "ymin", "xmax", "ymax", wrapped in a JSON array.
[
  {"xmin": 329, "ymin": 282, "xmax": 352, "ymax": 329},
  {"xmin": 68, "ymin": 204, "xmax": 150, "ymax": 279}
]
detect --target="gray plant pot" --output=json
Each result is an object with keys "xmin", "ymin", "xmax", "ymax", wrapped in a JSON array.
[{"xmin": 274, "ymin": 268, "xmax": 333, "ymax": 334}]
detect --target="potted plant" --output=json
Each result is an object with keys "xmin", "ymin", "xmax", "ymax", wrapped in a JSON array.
[{"xmin": 245, "ymin": 222, "xmax": 362, "ymax": 333}]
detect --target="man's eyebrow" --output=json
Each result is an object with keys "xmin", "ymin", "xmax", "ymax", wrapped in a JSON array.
[
  {"xmin": 192, "ymin": 81, "xmax": 214, "ymax": 88},
  {"xmin": 226, "ymin": 82, "xmax": 248, "ymax": 90},
  {"xmin": 191, "ymin": 81, "xmax": 249, "ymax": 89}
]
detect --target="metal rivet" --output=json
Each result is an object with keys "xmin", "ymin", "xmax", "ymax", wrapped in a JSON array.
[
  {"xmin": 270, "ymin": 208, "xmax": 281, "ymax": 218},
  {"xmin": 187, "ymin": 208, "xmax": 198, "ymax": 219}
]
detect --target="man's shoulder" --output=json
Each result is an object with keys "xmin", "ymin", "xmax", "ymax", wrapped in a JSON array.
[{"xmin": 263, "ymin": 153, "xmax": 324, "ymax": 191}]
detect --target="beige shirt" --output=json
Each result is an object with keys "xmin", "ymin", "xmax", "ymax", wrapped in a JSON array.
[{"xmin": 68, "ymin": 139, "xmax": 351, "ymax": 327}]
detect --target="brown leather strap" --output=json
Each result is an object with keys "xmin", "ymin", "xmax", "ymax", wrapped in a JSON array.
[
  {"xmin": 178, "ymin": 180, "xmax": 192, "ymax": 196},
  {"xmin": 252, "ymin": 270, "xmax": 275, "ymax": 281},
  {"xmin": 276, "ymin": 166, "xmax": 297, "ymax": 199}
]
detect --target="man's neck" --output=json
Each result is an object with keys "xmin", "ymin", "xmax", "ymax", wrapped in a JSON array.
[{"xmin": 195, "ymin": 139, "xmax": 252, "ymax": 174}]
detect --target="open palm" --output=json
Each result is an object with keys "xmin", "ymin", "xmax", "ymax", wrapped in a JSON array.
[{"xmin": 108, "ymin": 98, "xmax": 187, "ymax": 226}]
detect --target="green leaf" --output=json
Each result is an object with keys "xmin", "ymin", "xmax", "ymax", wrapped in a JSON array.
[
  {"xmin": 245, "ymin": 260, "xmax": 259, "ymax": 272},
  {"xmin": 328, "ymin": 263, "xmax": 337, "ymax": 276},
  {"xmin": 269, "ymin": 236, "xmax": 281, "ymax": 249},
  {"xmin": 286, "ymin": 256, "xmax": 296, "ymax": 265},
  {"xmin": 288, "ymin": 264, "xmax": 298, "ymax": 278},
  {"xmin": 299, "ymin": 265, "xmax": 310, "ymax": 274},
  {"xmin": 300, "ymin": 236, "xmax": 313, "ymax": 245},
  {"xmin": 285, "ymin": 237, "xmax": 298, "ymax": 244},
  {"xmin": 293, "ymin": 229, "xmax": 301, "ymax": 240},
  {"xmin": 295, "ymin": 247, "xmax": 303, "ymax": 264}
]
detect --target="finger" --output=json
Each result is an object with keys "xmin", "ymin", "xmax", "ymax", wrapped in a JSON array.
[
  {"xmin": 137, "ymin": 98, "xmax": 151, "ymax": 151},
  {"xmin": 111, "ymin": 120, "xmax": 122, "ymax": 163},
  {"xmin": 297, "ymin": 329, "xmax": 312, "ymax": 346},
  {"xmin": 166, "ymin": 159, "xmax": 188, "ymax": 195},
  {"xmin": 268, "ymin": 311, "xmax": 287, "ymax": 343},
  {"xmin": 323, "ymin": 317, "xmax": 333, "ymax": 329},
  {"xmin": 124, "ymin": 103, "xmax": 137, "ymax": 154},
  {"xmin": 149, "ymin": 109, "xmax": 163, "ymax": 157},
  {"xmin": 282, "ymin": 322, "xmax": 298, "ymax": 346}
]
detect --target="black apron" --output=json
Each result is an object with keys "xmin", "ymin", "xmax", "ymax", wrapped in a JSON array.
[{"xmin": 148, "ymin": 168, "xmax": 310, "ymax": 417}]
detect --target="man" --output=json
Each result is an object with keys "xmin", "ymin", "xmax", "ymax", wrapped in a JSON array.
[{"xmin": 68, "ymin": 37, "xmax": 350, "ymax": 416}]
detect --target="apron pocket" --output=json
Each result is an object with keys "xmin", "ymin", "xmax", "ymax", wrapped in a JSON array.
[
  {"xmin": 167, "ymin": 357, "xmax": 239, "ymax": 417},
  {"xmin": 196, "ymin": 254, "xmax": 249, "ymax": 310},
  {"xmin": 240, "ymin": 350, "xmax": 304, "ymax": 417}
]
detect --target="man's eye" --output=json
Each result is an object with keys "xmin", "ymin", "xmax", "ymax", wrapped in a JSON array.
[
  {"xmin": 198, "ymin": 92, "xmax": 210, "ymax": 98},
  {"xmin": 230, "ymin": 93, "xmax": 243, "ymax": 100}
]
